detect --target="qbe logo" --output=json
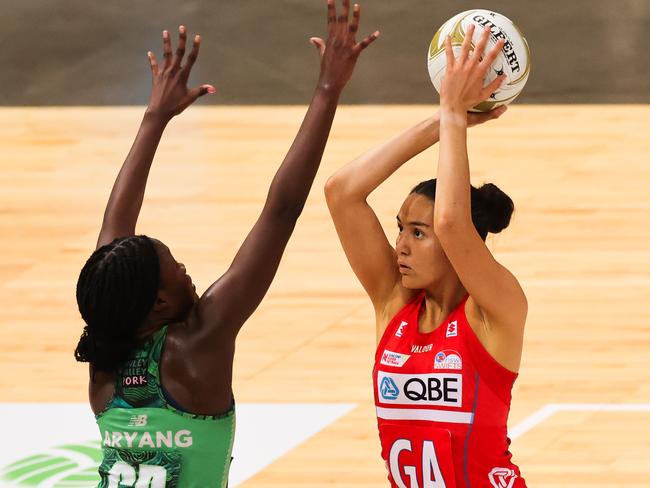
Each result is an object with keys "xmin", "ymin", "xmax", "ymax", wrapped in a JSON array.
[
  {"xmin": 379, "ymin": 376, "xmax": 399, "ymax": 401},
  {"xmin": 377, "ymin": 372, "xmax": 462, "ymax": 407}
]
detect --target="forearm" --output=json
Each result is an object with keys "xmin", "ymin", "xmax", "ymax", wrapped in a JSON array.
[
  {"xmin": 98, "ymin": 112, "xmax": 168, "ymax": 244},
  {"xmin": 434, "ymin": 108, "xmax": 472, "ymax": 228},
  {"xmin": 327, "ymin": 114, "xmax": 441, "ymax": 201},
  {"xmin": 263, "ymin": 86, "xmax": 341, "ymax": 218}
]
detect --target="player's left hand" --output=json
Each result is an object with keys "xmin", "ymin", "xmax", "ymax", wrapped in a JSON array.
[{"xmin": 467, "ymin": 105, "xmax": 508, "ymax": 127}]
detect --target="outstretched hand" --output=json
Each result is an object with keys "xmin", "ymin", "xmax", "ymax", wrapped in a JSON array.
[
  {"xmin": 309, "ymin": 0, "xmax": 380, "ymax": 94},
  {"xmin": 146, "ymin": 26, "xmax": 215, "ymax": 120},
  {"xmin": 440, "ymin": 24, "xmax": 506, "ymax": 113}
]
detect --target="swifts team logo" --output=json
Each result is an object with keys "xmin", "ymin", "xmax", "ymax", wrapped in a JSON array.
[{"xmin": 434, "ymin": 350, "xmax": 462, "ymax": 370}]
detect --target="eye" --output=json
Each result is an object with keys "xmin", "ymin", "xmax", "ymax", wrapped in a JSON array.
[
  {"xmin": 397, "ymin": 224, "xmax": 403, "ymax": 233},
  {"xmin": 414, "ymin": 229, "xmax": 424, "ymax": 239}
]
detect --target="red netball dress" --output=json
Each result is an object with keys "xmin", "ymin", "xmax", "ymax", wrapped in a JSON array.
[{"xmin": 373, "ymin": 291, "xmax": 525, "ymax": 488}]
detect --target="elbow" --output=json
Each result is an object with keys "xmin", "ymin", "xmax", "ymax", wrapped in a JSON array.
[
  {"xmin": 433, "ymin": 212, "xmax": 467, "ymax": 240},
  {"xmin": 433, "ymin": 212, "xmax": 454, "ymax": 235},
  {"xmin": 324, "ymin": 173, "xmax": 363, "ymax": 210},
  {"xmin": 324, "ymin": 174, "xmax": 343, "ymax": 202},
  {"xmin": 324, "ymin": 174, "xmax": 347, "ymax": 210}
]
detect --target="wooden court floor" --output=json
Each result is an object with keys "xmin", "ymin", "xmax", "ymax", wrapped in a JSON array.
[{"xmin": 1, "ymin": 105, "xmax": 649, "ymax": 487}]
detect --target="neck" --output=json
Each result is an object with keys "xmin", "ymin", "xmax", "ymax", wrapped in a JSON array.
[
  {"xmin": 419, "ymin": 277, "xmax": 467, "ymax": 332},
  {"xmin": 136, "ymin": 316, "xmax": 166, "ymax": 341}
]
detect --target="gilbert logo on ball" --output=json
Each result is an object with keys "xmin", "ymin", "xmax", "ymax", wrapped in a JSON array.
[{"xmin": 427, "ymin": 10, "xmax": 531, "ymax": 112}]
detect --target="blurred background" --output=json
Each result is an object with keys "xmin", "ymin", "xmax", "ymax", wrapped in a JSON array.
[
  {"xmin": 1, "ymin": 1, "xmax": 649, "ymax": 486},
  {"xmin": 1, "ymin": 0, "xmax": 649, "ymax": 105}
]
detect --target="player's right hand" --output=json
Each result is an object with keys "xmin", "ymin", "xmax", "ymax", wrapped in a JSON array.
[
  {"xmin": 440, "ymin": 25, "xmax": 506, "ymax": 113},
  {"xmin": 146, "ymin": 26, "xmax": 216, "ymax": 121}
]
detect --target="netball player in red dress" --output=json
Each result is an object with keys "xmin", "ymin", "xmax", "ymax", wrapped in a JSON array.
[{"xmin": 325, "ymin": 26, "xmax": 527, "ymax": 487}]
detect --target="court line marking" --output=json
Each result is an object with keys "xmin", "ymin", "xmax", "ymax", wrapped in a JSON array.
[{"xmin": 510, "ymin": 403, "xmax": 650, "ymax": 440}]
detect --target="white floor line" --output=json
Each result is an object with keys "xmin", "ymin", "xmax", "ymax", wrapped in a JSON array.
[
  {"xmin": 510, "ymin": 404, "xmax": 560, "ymax": 440},
  {"xmin": 510, "ymin": 402, "xmax": 650, "ymax": 440}
]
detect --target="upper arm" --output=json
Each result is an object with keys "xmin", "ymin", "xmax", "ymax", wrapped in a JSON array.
[
  {"xmin": 194, "ymin": 204, "xmax": 299, "ymax": 340},
  {"xmin": 436, "ymin": 219, "xmax": 527, "ymax": 331},
  {"xmin": 325, "ymin": 178, "xmax": 401, "ymax": 310}
]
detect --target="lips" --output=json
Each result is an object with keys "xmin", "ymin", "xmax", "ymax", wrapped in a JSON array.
[{"xmin": 398, "ymin": 262, "xmax": 411, "ymax": 273}]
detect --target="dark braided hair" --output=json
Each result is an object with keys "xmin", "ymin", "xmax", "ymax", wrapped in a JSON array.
[
  {"xmin": 411, "ymin": 179, "xmax": 514, "ymax": 240},
  {"xmin": 75, "ymin": 235, "xmax": 160, "ymax": 377}
]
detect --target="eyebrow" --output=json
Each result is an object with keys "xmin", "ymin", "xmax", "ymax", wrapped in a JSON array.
[{"xmin": 396, "ymin": 216, "xmax": 431, "ymax": 227}]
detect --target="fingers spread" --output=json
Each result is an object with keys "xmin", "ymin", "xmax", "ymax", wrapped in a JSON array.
[
  {"xmin": 172, "ymin": 25, "xmax": 187, "ymax": 71},
  {"xmin": 148, "ymin": 51, "xmax": 159, "ymax": 77},
  {"xmin": 182, "ymin": 34, "xmax": 201, "ymax": 79},
  {"xmin": 327, "ymin": 0, "xmax": 337, "ymax": 34},
  {"xmin": 349, "ymin": 3, "xmax": 360, "ymax": 35},
  {"xmin": 480, "ymin": 38, "xmax": 506, "ymax": 73},
  {"xmin": 355, "ymin": 29, "xmax": 379, "ymax": 52},
  {"xmin": 188, "ymin": 84, "xmax": 213, "ymax": 103},
  {"xmin": 338, "ymin": 0, "xmax": 350, "ymax": 32},
  {"xmin": 309, "ymin": 37, "xmax": 326, "ymax": 57},
  {"xmin": 482, "ymin": 74, "xmax": 507, "ymax": 99},
  {"xmin": 444, "ymin": 35, "xmax": 455, "ymax": 68},
  {"xmin": 471, "ymin": 27, "xmax": 491, "ymax": 65},
  {"xmin": 162, "ymin": 30, "xmax": 173, "ymax": 70},
  {"xmin": 459, "ymin": 23, "xmax": 475, "ymax": 62}
]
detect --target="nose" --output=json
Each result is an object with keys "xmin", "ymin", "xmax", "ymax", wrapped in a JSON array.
[
  {"xmin": 396, "ymin": 234, "xmax": 410, "ymax": 256},
  {"xmin": 179, "ymin": 263, "xmax": 186, "ymax": 273}
]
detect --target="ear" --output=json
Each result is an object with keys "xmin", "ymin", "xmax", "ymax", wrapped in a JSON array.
[{"xmin": 152, "ymin": 290, "xmax": 169, "ymax": 313}]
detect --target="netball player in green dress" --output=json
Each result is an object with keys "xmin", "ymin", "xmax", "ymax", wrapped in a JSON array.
[{"xmin": 74, "ymin": 2, "xmax": 378, "ymax": 485}]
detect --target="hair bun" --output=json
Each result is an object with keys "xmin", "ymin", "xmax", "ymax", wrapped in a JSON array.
[{"xmin": 477, "ymin": 183, "xmax": 514, "ymax": 234}]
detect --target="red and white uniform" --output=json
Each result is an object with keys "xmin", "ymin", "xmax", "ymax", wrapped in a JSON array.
[{"xmin": 373, "ymin": 292, "xmax": 525, "ymax": 488}]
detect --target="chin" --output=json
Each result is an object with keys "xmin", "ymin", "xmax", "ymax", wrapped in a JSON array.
[{"xmin": 401, "ymin": 275, "xmax": 422, "ymax": 290}]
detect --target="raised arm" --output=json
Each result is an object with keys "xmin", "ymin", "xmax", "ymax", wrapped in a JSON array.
[
  {"xmin": 434, "ymin": 26, "xmax": 527, "ymax": 333},
  {"xmin": 196, "ymin": 0, "xmax": 379, "ymax": 339},
  {"xmin": 325, "ymin": 116, "xmax": 442, "ymax": 319},
  {"xmin": 96, "ymin": 27, "xmax": 214, "ymax": 249},
  {"xmin": 325, "ymin": 112, "xmax": 505, "ymax": 332}
]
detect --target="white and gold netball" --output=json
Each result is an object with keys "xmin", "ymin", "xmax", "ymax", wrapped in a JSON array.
[{"xmin": 427, "ymin": 10, "xmax": 531, "ymax": 112}]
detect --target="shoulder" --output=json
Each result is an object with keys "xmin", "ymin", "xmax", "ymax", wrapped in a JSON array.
[
  {"xmin": 465, "ymin": 286, "xmax": 527, "ymax": 333},
  {"xmin": 464, "ymin": 294, "xmax": 526, "ymax": 372},
  {"xmin": 163, "ymin": 312, "xmax": 235, "ymax": 377},
  {"xmin": 374, "ymin": 285, "xmax": 421, "ymax": 342}
]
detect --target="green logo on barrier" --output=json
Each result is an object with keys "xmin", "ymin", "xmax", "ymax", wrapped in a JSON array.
[{"xmin": 0, "ymin": 442, "xmax": 101, "ymax": 487}]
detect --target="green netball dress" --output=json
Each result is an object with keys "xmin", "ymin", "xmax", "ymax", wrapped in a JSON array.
[{"xmin": 95, "ymin": 326, "xmax": 235, "ymax": 487}]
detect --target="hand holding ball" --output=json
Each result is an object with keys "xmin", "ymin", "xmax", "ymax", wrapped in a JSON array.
[{"xmin": 427, "ymin": 10, "xmax": 531, "ymax": 112}]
